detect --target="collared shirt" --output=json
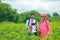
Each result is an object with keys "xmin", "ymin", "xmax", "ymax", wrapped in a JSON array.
[{"xmin": 26, "ymin": 19, "xmax": 38, "ymax": 33}]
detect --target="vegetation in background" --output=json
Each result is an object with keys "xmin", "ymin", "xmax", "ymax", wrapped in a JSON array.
[
  {"xmin": 0, "ymin": 1, "xmax": 60, "ymax": 23},
  {"xmin": 0, "ymin": 0, "xmax": 60, "ymax": 40}
]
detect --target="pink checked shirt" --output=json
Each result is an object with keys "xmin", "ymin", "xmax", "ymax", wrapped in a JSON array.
[{"xmin": 40, "ymin": 20, "xmax": 50, "ymax": 38}]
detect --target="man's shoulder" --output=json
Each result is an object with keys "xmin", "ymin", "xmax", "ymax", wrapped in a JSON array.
[
  {"xmin": 26, "ymin": 20, "xmax": 29, "ymax": 21},
  {"xmin": 34, "ymin": 19, "xmax": 38, "ymax": 22},
  {"xmin": 27, "ymin": 19, "xmax": 30, "ymax": 20},
  {"xmin": 26, "ymin": 19, "xmax": 30, "ymax": 21},
  {"xmin": 26, "ymin": 19, "xmax": 38, "ymax": 22}
]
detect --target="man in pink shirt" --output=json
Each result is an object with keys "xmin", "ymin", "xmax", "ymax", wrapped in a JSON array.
[{"xmin": 40, "ymin": 13, "xmax": 51, "ymax": 40}]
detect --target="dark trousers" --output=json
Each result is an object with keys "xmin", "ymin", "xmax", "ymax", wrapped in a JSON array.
[
  {"xmin": 28, "ymin": 32, "xmax": 37, "ymax": 36},
  {"xmin": 34, "ymin": 32, "xmax": 37, "ymax": 36}
]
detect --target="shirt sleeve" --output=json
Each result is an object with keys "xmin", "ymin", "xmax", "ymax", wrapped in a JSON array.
[{"xmin": 46, "ymin": 20, "xmax": 51, "ymax": 34}]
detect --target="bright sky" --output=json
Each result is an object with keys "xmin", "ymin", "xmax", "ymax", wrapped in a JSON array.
[{"xmin": 2, "ymin": 0, "xmax": 60, "ymax": 15}]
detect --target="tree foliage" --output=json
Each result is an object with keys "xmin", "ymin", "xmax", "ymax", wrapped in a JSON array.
[
  {"xmin": 0, "ymin": 2, "xmax": 60, "ymax": 23},
  {"xmin": 0, "ymin": 3, "xmax": 19, "ymax": 23},
  {"xmin": 53, "ymin": 12, "xmax": 59, "ymax": 16}
]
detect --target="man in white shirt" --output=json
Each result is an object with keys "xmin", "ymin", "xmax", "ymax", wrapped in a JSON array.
[{"xmin": 26, "ymin": 13, "xmax": 38, "ymax": 36}]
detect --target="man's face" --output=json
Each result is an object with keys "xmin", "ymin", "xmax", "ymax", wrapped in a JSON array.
[{"xmin": 30, "ymin": 15, "xmax": 34, "ymax": 19}]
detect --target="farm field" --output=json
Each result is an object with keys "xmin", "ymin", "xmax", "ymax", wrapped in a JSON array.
[
  {"xmin": 0, "ymin": 0, "xmax": 60, "ymax": 40},
  {"xmin": 0, "ymin": 21, "xmax": 60, "ymax": 40}
]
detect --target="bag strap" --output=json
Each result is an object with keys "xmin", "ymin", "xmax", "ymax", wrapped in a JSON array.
[
  {"xmin": 28, "ymin": 19, "xmax": 30, "ymax": 26},
  {"xmin": 35, "ymin": 20, "xmax": 37, "ymax": 24}
]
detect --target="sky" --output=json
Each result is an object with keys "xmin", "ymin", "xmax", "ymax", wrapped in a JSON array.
[{"xmin": 2, "ymin": 0, "xmax": 60, "ymax": 15}]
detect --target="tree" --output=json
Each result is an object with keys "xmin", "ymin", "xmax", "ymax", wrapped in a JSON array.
[
  {"xmin": 0, "ymin": 3, "xmax": 11, "ymax": 22},
  {"xmin": 47, "ymin": 14, "xmax": 51, "ymax": 22},
  {"xmin": 0, "ymin": 0, "xmax": 1, "ymax": 3},
  {"xmin": 0, "ymin": 3, "xmax": 19, "ymax": 23},
  {"xmin": 19, "ymin": 10, "xmax": 41, "ymax": 23},
  {"xmin": 53, "ymin": 12, "xmax": 59, "ymax": 16},
  {"xmin": 47, "ymin": 13, "xmax": 51, "ymax": 17}
]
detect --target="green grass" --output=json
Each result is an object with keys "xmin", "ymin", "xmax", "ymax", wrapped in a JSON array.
[{"xmin": 0, "ymin": 21, "xmax": 60, "ymax": 40}]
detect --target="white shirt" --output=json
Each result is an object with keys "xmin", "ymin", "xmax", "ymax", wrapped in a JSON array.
[{"xmin": 26, "ymin": 19, "xmax": 38, "ymax": 33}]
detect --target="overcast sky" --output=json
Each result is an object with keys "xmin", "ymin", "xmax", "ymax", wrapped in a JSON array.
[{"xmin": 2, "ymin": 0, "xmax": 60, "ymax": 15}]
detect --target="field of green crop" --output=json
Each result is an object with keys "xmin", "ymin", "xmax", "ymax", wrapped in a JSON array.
[{"xmin": 0, "ymin": 21, "xmax": 60, "ymax": 40}]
